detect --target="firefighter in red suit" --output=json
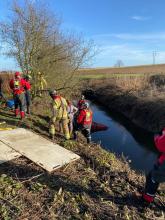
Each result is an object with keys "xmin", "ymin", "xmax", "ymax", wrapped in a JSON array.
[
  {"xmin": 77, "ymin": 94, "xmax": 86, "ymax": 109},
  {"xmin": 24, "ymin": 75, "xmax": 31, "ymax": 114},
  {"xmin": 142, "ymin": 127, "xmax": 165, "ymax": 203},
  {"xmin": 73, "ymin": 101, "xmax": 93, "ymax": 143},
  {"xmin": 9, "ymin": 72, "xmax": 28, "ymax": 119}
]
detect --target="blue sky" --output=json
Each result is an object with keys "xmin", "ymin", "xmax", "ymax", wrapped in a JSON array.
[{"xmin": 1, "ymin": 0, "xmax": 165, "ymax": 69}]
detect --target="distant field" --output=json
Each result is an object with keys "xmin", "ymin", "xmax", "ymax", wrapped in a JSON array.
[
  {"xmin": 79, "ymin": 73, "xmax": 147, "ymax": 79},
  {"xmin": 78, "ymin": 63, "xmax": 165, "ymax": 77}
]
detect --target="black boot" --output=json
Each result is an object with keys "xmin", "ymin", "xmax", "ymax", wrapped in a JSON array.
[
  {"xmin": 50, "ymin": 134, "xmax": 55, "ymax": 141},
  {"xmin": 27, "ymin": 106, "xmax": 30, "ymax": 114},
  {"xmin": 73, "ymin": 131, "xmax": 77, "ymax": 140},
  {"xmin": 87, "ymin": 137, "xmax": 91, "ymax": 143}
]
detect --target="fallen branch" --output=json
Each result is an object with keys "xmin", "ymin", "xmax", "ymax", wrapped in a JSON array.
[
  {"xmin": 20, "ymin": 173, "xmax": 44, "ymax": 184},
  {"xmin": 36, "ymin": 86, "xmax": 72, "ymax": 94}
]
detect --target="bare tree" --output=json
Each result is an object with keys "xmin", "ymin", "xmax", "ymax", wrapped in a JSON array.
[
  {"xmin": 0, "ymin": 0, "xmax": 95, "ymax": 97},
  {"xmin": 114, "ymin": 60, "xmax": 124, "ymax": 68}
]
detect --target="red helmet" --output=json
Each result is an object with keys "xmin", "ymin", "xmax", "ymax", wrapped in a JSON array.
[{"xmin": 15, "ymin": 72, "xmax": 21, "ymax": 78}]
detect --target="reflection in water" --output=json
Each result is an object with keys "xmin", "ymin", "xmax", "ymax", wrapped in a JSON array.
[
  {"xmin": 90, "ymin": 102, "xmax": 158, "ymax": 174},
  {"xmin": 121, "ymin": 133, "xmax": 127, "ymax": 145}
]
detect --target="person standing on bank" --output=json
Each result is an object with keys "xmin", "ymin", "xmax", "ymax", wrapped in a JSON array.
[
  {"xmin": 142, "ymin": 127, "xmax": 165, "ymax": 204},
  {"xmin": 67, "ymin": 100, "xmax": 78, "ymax": 136},
  {"xmin": 77, "ymin": 94, "xmax": 86, "ymax": 109},
  {"xmin": 73, "ymin": 101, "xmax": 93, "ymax": 143},
  {"xmin": 49, "ymin": 90, "xmax": 70, "ymax": 140},
  {"xmin": 9, "ymin": 72, "xmax": 28, "ymax": 119},
  {"xmin": 24, "ymin": 75, "xmax": 31, "ymax": 114}
]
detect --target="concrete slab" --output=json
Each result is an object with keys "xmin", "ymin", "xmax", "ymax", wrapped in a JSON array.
[
  {"xmin": 0, "ymin": 128, "xmax": 80, "ymax": 172},
  {"xmin": 0, "ymin": 141, "xmax": 21, "ymax": 164}
]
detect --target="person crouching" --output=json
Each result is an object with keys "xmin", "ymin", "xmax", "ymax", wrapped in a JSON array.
[{"xmin": 73, "ymin": 101, "xmax": 93, "ymax": 143}]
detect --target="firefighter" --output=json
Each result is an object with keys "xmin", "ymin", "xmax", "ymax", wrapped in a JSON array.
[
  {"xmin": 142, "ymin": 127, "xmax": 165, "ymax": 204},
  {"xmin": 37, "ymin": 72, "xmax": 47, "ymax": 96},
  {"xmin": 73, "ymin": 101, "xmax": 93, "ymax": 143},
  {"xmin": 66, "ymin": 100, "xmax": 78, "ymax": 136},
  {"xmin": 77, "ymin": 94, "xmax": 86, "ymax": 109},
  {"xmin": 9, "ymin": 72, "xmax": 28, "ymax": 119},
  {"xmin": 49, "ymin": 90, "xmax": 70, "ymax": 140},
  {"xmin": 24, "ymin": 75, "xmax": 31, "ymax": 114}
]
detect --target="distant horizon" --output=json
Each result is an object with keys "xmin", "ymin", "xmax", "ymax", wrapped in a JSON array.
[
  {"xmin": 1, "ymin": 62, "xmax": 165, "ymax": 72},
  {"xmin": 79, "ymin": 62, "xmax": 165, "ymax": 70},
  {"xmin": 1, "ymin": 0, "xmax": 165, "ymax": 69}
]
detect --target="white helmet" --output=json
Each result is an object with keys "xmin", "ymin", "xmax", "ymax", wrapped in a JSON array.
[
  {"xmin": 81, "ymin": 94, "xmax": 85, "ymax": 99},
  {"xmin": 49, "ymin": 89, "xmax": 57, "ymax": 96},
  {"xmin": 81, "ymin": 101, "xmax": 89, "ymax": 109}
]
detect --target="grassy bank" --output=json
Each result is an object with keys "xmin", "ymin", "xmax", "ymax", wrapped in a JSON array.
[
  {"xmin": 83, "ymin": 72, "xmax": 165, "ymax": 132},
  {"xmin": 0, "ymin": 96, "xmax": 165, "ymax": 219}
]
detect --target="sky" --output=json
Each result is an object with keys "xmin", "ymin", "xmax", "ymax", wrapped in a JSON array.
[{"xmin": 1, "ymin": 0, "xmax": 165, "ymax": 69}]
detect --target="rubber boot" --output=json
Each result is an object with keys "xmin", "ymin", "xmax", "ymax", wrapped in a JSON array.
[
  {"xmin": 27, "ymin": 106, "xmax": 30, "ymax": 114},
  {"xmin": 73, "ymin": 131, "xmax": 77, "ymax": 140},
  {"xmin": 87, "ymin": 137, "xmax": 91, "ymax": 144},
  {"xmin": 15, "ymin": 109, "xmax": 19, "ymax": 117},
  {"xmin": 62, "ymin": 120, "xmax": 70, "ymax": 140},
  {"xmin": 51, "ymin": 134, "xmax": 55, "ymax": 142},
  {"xmin": 65, "ymin": 134, "xmax": 70, "ymax": 140},
  {"xmin": 20, "ymin": 111, "xmax": 25, "ymax": 120}
]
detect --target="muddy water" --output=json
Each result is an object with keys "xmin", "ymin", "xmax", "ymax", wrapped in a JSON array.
[{"xmin": 90, "ymin": 102, "xmax": 158, "ymax": 174}]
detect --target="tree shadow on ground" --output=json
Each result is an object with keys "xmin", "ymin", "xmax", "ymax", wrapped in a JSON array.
[
  {"xmin": 0, "ymin": 158, "xmax": 164, "ymax": 214},
  {"xmin": 0, "ymin": 110, "xmax": 22, "ymax": 127},
  {"xmin": 29, "ymin": 117, "xmax": 48, "ymax": 133},
  {"xmin": 0, "ymin": 110, "xmax": 16, "ymax": 120},
  {"xmin": 32, "ymin": 113, "xmax": 50, "ymax": 122}
]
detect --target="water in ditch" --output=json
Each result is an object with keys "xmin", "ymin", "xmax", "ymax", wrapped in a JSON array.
[{"xmin": 90, "ymin": 102, "xmax": 158, "ymax": 174}]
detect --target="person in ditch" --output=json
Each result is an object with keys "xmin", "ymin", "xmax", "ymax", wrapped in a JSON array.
[
  {"xmin": 77, "ymin": 94, "xmax": 86, "ymax": 109},
  {"xmin": 49, "ymin": 90, "xmax": 70, "ymax": 140},
  {"xmin": 73, "ymin": 101, "xmax": 93, "ymax": 143},
  {"xmin": 142, "ymin": 127, "xmax": 165, "ymax": 204}
]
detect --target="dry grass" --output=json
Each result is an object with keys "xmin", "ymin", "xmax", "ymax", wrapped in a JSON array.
[
  {"xmin": 0, "ymin": 96, "xmax": 164, "ymax": 219},
  {"xmin": 84, "ymin": 73, "xmax": 165, "ymax": 132},
  {"xmin": 87, "ymin": 72, "xmax": 165, "ymax": 99},
  {"xmin": 78, "ymin": 64, "xmax": 165, "ymax": 100},
  {"xmin": 0, "ymin": 69, "xmax": 164, "ymax": 218},
  {"xmin": 0, "ymin": 71, "xmax": 13, "ymax": 94},
  {"xmin": 109, "ymin": 75, "xmax": 148, "ymax": 91}
]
